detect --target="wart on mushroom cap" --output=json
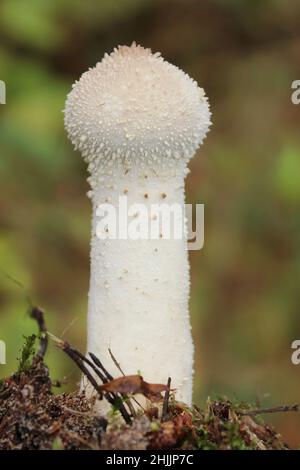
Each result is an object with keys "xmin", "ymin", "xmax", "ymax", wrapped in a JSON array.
[{"xmin": 64, "ymin": 43, "xmax": 211, "ymax": 410}]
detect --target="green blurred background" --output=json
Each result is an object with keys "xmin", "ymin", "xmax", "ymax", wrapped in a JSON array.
[{"xmin": 0, "ymin": 0, "xmax": 300, "ymax": 447}]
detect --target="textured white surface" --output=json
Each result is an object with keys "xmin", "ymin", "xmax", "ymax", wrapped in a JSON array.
[{"xmin": 64, "ymin": 43, "xmax": 211, "ymax": 409}]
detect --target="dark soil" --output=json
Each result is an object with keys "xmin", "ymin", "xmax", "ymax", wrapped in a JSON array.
[{"xmin": 0, "ymin": 356, "xmax": 291, "ymax": 450}]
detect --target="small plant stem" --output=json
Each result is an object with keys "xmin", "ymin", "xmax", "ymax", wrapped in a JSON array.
[
  {"xmin": 161, "ymin": 377, "xmax": 171, "ymax": 422},
  {"xmin": 237, "ymin": 404, "xmax": 299, "ymax": 416}
]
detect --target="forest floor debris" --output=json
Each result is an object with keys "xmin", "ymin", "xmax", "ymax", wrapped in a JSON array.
[
  {"xmin": 0, "ymin": 308, "xmax": 296, "ymax": 450},
  {"xmin": 0, "ymin": 346, "xmax": 294, "ymax": 450}
]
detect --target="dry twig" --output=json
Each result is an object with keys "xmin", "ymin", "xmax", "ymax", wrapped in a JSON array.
[
  {"xmin": 30, "ymin": 306, "xmax": 48, "ymax": 358},
  {"xmin": 161, "ymin": 377, "xmax": 172, "ymax": 422},
  {"xmin": 237, "ymin": 404, "xmax": 299, "ymax": 416}
]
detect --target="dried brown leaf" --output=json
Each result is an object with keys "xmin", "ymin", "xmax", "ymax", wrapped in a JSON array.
[{"xmin": 99, "ymin": 375, "xmax": 172, "ymax": 402}]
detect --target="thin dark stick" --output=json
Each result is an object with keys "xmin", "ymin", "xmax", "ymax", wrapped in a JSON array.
[
  {"xmin": 161, "ymin": 377, "xmax": 172, "ymax": 422},
  {"xmin": 107, "ymin": 348, "xmax": 143, "ymax": 413},
  {"xmin": 66, "ymin": 347, "xmax": 103, "ymax": 398},
  {"xmin": 108, "ymin": 347, "xmax": 125, "ymax": 376},
  {"xmin": 74, "ymin": 348, "xmax": 107, "ymax": 384},
  {"xmin": 89, "ymin": 352, "xmax": 114, "ymax": 381},
  {"xmin": 0, "ymin": 268, "xmax": 33, "ymax": 309},
  {"xmin": 90, "ymin": 351, "xmax": 139, "ymax": 417},
  {"xmin": 47, "ymin": 333, "xmax": 132, "ymax": 424},
  {"xmin": 30, "ymin": 307, "xmax": 48, "ymax": 359},
  {"xmin": 64, "ymin": 344, "xmax": 127, "ymax": 423},
  {"xmin": 76, "ymin": 350, "xmax": 132, "ymax": 424},
  {"xmin": 237, "ymin": 404, "xmax": 299, "ymax": 416},
  {"xmin": 74, "ymin": 349, "xmax": 132, "ymax": 419}
]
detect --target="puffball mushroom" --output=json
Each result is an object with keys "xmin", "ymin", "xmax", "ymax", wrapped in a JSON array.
[{"xmin": 64, "ymin": 43, "xmax": 211, "ymax": 408}]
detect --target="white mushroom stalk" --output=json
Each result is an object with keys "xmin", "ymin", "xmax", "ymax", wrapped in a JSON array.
[{"xmin": 64, "ymin": 43, "xmax": 211, "ymax": 408}]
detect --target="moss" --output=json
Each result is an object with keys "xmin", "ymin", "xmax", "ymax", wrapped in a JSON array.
[
  {"xmin": 222, "ymin": 421, "xmax": 255, "ymax": 450},
  {"xmin": 196, "ymin": 427, "xmax": 218, "ymax": 450},
  {"xmin": 17, "ymin": 334, "xmax": 37, "ymax": 372}
]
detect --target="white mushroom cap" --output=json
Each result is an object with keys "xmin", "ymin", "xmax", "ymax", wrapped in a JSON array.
[{"xmin": 64, "ymin": 43, "xmax": 211, "ymax": 167}]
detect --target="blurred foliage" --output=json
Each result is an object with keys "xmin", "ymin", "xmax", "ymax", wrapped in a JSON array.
[{"xmin": 0, "ymin": 0, "xmax": 299, "ymax": 446}]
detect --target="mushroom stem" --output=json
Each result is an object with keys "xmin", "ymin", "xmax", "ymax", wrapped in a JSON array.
[{"xmin": 87, "ymin": 161, "xmax": 193, "ymax": 405}]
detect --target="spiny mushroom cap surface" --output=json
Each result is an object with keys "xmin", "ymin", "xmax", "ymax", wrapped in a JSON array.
[{"xmin": 64, "ymin": 43, "xmax": 211, "ymax": 167}]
